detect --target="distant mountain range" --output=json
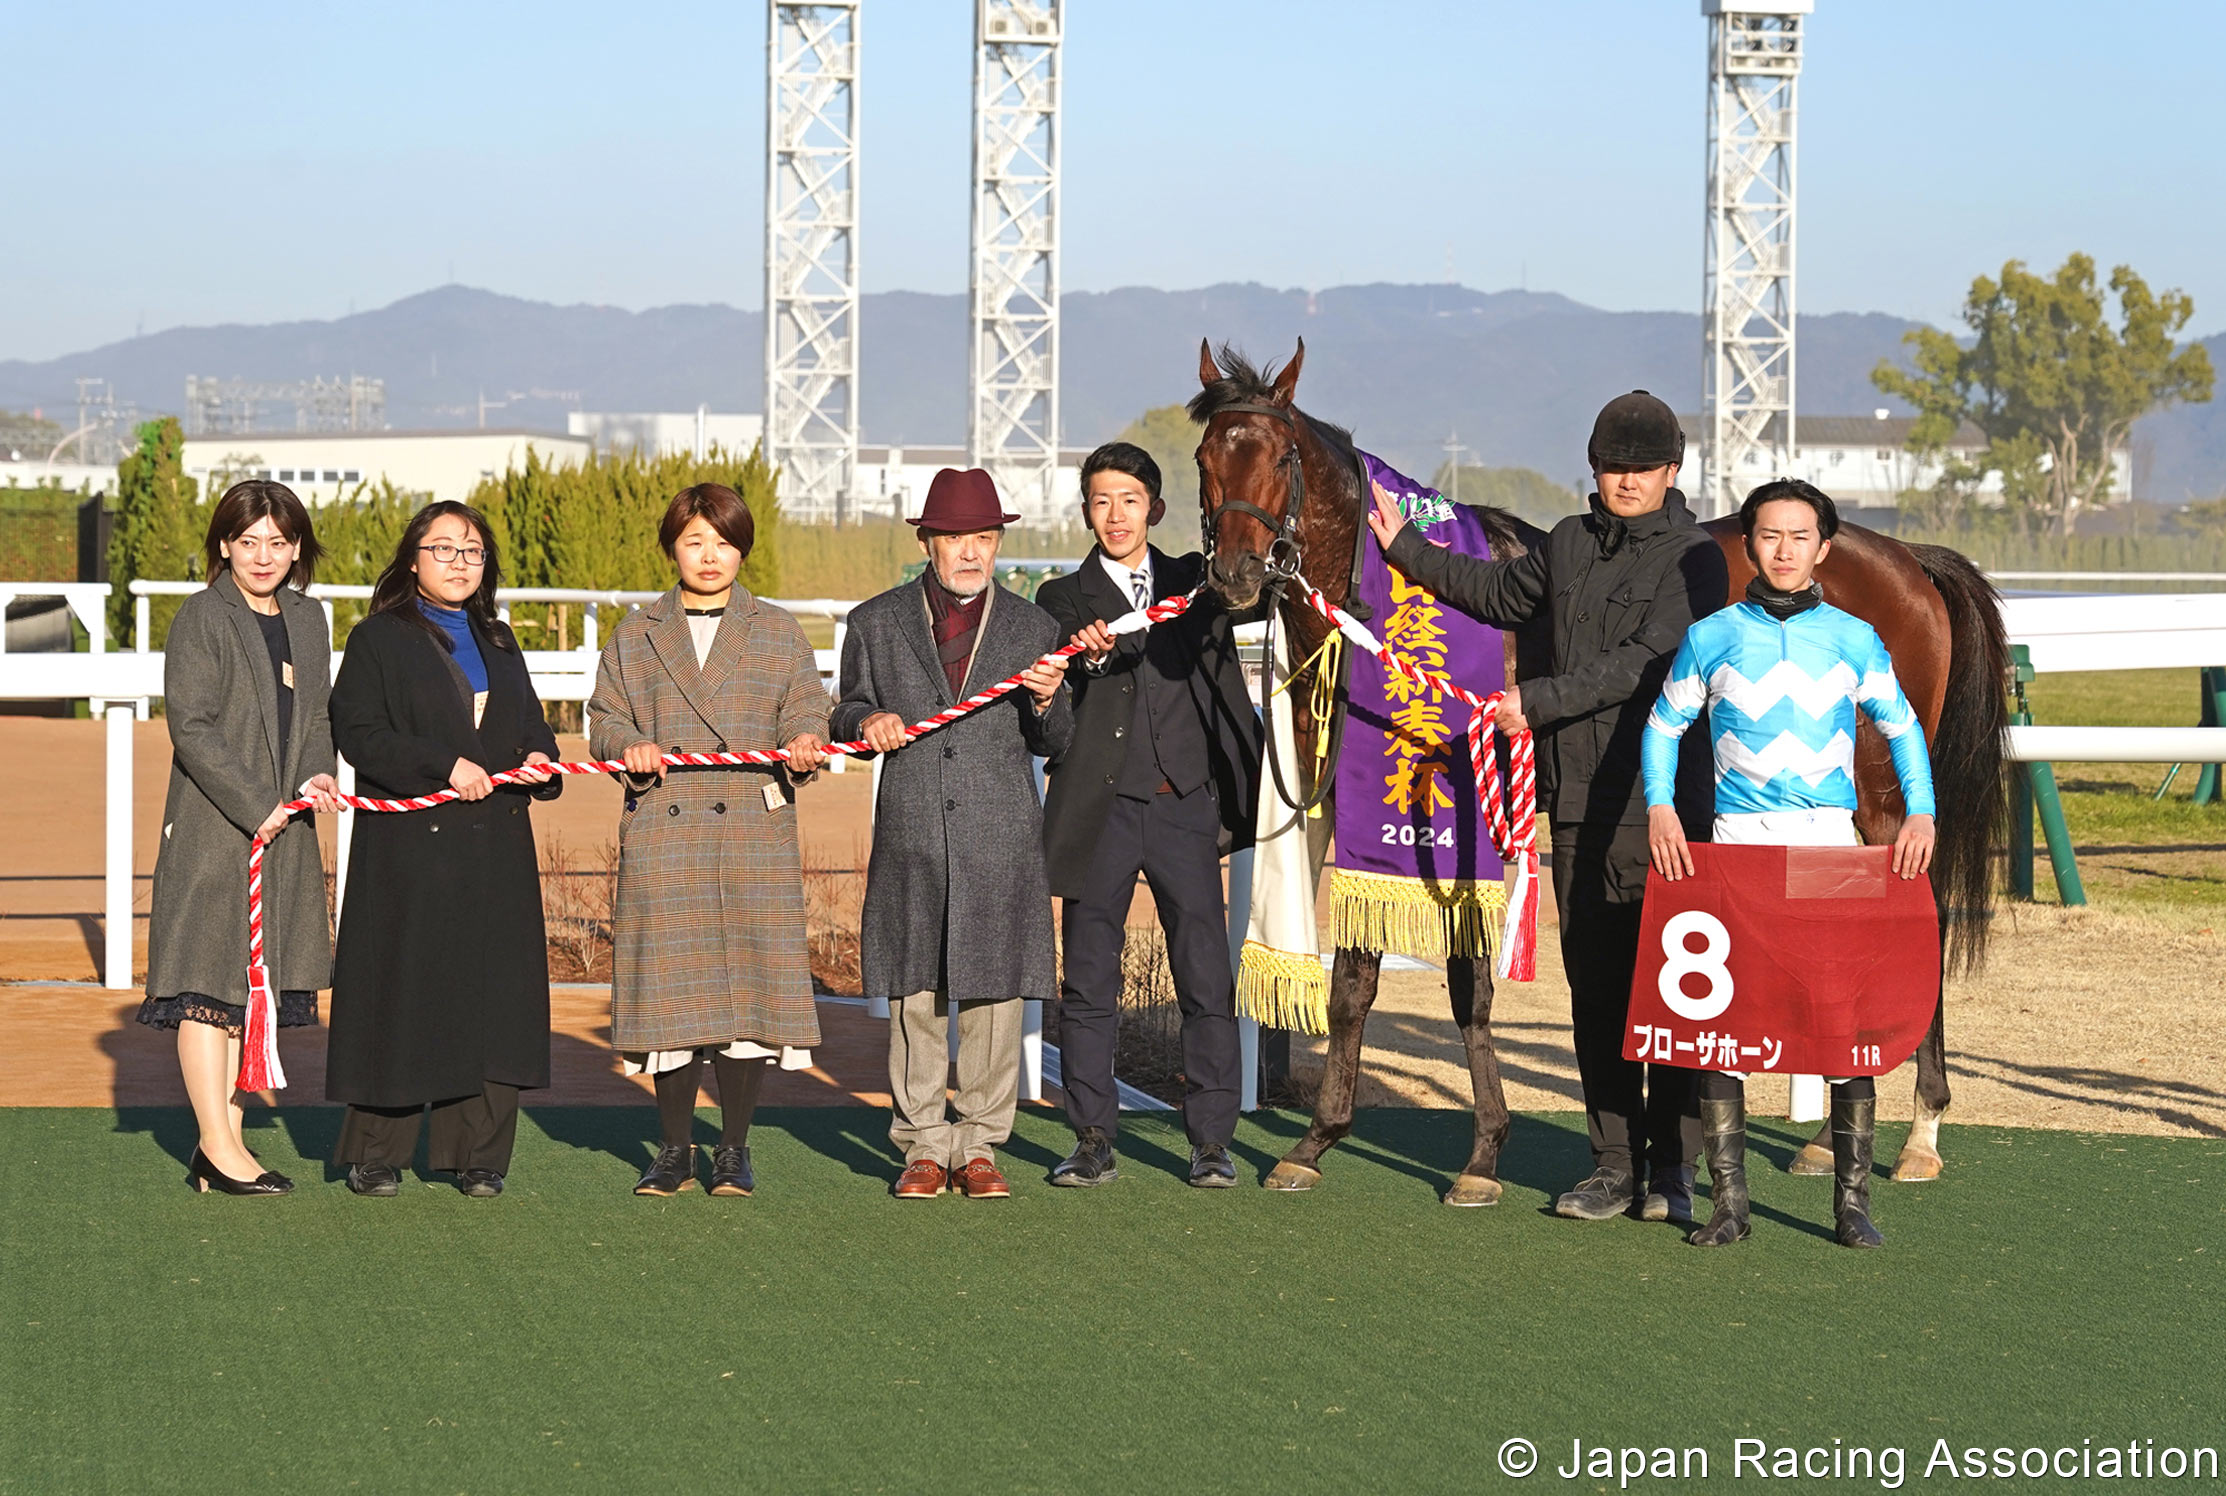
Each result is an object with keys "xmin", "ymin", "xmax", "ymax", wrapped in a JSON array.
[{"xmin": 5, "ymin": 283, "xmax": 2220, "ymax": 501}]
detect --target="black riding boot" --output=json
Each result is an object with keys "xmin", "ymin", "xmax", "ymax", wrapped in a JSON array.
[
  {"xmin": 1688, "ymin": 1080, "xmax": 1750, "ymax": 1247},
  {"xmin": 1831, "ymin": 1082, "xmax": 1884, "ymax": 1248}
]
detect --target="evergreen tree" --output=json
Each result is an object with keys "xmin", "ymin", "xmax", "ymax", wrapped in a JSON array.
[{"xmin": 106, "ymin": 418, "xmax": 202, "ymax": 647}]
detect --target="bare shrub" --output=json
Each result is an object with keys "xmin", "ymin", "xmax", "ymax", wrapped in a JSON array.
[
  {"xmin": 1110, "ymin": 924, "xmax": 1187, "ymax": 1105},
  {"xmin": 541, "ymin": 834, "xmax": 618, "ymax": 981},
  {"xmin": 804, "ymin": 835, "xmax": 867, "ymax": 995}
]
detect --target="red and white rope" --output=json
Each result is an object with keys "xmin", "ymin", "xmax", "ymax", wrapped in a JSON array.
[
  {"xmin": 236, "ymin": 577, "xmax": 1543, "ymax": 1090},
  {"xmin": 234, "ymin": 591, "xmax": 1199, "ymax": 1088}
]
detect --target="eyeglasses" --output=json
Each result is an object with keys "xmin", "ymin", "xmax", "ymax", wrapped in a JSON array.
[{"xmin": 419, "ymin": 543, "xmax": 488, "ymax": 566}]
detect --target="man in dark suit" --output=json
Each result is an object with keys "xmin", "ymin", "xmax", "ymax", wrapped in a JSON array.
[{"xmin": 1037, "ymin": 442, "xmax": 1263, "ymax": 1188}]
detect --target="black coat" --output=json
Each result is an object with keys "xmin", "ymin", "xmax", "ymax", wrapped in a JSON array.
[
  {"xmin": 325, "ymin": 608, "xmax": 562, "ymax": 1108},
  {"xmin": 1036, "ymin": 547, "xmax": 1262, "ymax": 897},
  {"xmin": 1386, "ymin": 489, "xmax": 1726, "ymax": 828}
]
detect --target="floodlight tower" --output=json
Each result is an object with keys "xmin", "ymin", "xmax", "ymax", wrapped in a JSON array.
[
  {"xmin": 1700, "ymin": 0, "xmax": 1808, "ymax": 518},
  {"xmin": 969, "ymin": 0, "xmax": 1062, "ymax": 524},
  {"xmin": 765, "ymin": 2, "xmax": 861, "ymax": 524}
]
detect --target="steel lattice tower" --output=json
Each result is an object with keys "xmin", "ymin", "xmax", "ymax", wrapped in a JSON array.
[
  {"xmin": 1700, "ymin": 1, "xmax": 1808, "ymax": 518},
  {"xmin": 969, "ymin": 0, "xmax": 1062, "ymax": 524},
  {"xmin": 765, "ymin": 2, "xmax": 861, "ymax": 524}
]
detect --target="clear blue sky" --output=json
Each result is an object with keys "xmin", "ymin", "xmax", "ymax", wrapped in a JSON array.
[{"xmin": 7, "ymin": 0, "xmax": 2221, "ymax": 361}]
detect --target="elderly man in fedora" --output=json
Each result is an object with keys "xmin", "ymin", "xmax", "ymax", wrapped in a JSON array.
[{"xmin": 832, "ymin": 468, "xmax": 1074, "ymax": 1200}]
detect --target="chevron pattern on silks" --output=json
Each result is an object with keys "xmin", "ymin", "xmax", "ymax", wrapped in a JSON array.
[
  {"xmin": 231, "ymin": 590, "xmax": 1200, "ymax": 1092},
  {"xmin": 1640, "ymin": 599, "xmax": 1937, "ymax": 820}
]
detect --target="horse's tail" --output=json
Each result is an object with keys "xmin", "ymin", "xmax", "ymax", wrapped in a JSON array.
[{"xmin": 1910, "ymin": 542, "xmax": 2010, "ymax": 975}]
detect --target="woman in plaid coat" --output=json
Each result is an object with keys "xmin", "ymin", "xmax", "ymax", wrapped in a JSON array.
[{"xmin": 588, "ymin": 484, "xmax": 831, "ymax": 1198}]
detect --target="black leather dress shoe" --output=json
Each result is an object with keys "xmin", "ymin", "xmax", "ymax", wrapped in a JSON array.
[
  {"xmin": 346, "ymin": 1163, "xmax": 400, "ymax": 1197},
  {"xmin": 1188, "ymin": 1143, "xmax": 1237, "ymax": 1188},
  {"xmin": 1555, "ymin": 1167, "xmax": 1637, "ymax": 1220},
  {"xmin": 709, "ymin": 1145, "xmax": 754, "ymax": 1197},
  {"xmin": 1049, "ymin": 1128, "xmax": 1117, "ymax": 1187},
  {"xmin": 634, "ymin": 1143, "xmax": 695, "ymax": 1197},
  {"xmin": 457, "ymin": 1169, "xmax": 504, "ymax": 1198}
]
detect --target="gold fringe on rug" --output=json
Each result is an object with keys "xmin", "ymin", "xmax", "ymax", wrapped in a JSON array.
[
  {"xmin": 1236, "ymin": 940, "xmax": 1331, "ymax": 1036},
  {"xmin": 1330, "ymin": 867, "xmax": 1508, "ymax": 963}
]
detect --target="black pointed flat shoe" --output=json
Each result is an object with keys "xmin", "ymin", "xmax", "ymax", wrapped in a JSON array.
[{"xmin": 185, "ymin": 1148, "xmax": 291, "ymax": 1196}]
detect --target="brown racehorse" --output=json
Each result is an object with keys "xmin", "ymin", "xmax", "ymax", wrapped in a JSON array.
[{"xmin": 1194, "ymin": 339, "xmax": 2007, "ymax": 1196}]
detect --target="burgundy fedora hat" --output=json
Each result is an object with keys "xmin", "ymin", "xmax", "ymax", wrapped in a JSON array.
[{"xmin": 908, "ymin": 467, "xmax": 1020, "ymax": 531}]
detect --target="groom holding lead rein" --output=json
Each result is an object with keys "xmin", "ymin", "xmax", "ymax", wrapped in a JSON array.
[{"xmin": 1365, "ymin": 391, "xmax": 1727, "ymax": 1225}]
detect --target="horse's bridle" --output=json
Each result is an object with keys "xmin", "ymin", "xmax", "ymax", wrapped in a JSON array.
[
  {"xmin": 1199, "ymin": 398, "xmax": 1375, "ymax": 813},
  {"xmin": 1201, "ymin": 399, "xmax": 1310, "ymax": 583}
]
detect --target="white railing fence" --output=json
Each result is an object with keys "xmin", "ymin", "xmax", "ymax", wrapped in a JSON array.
[{"xmin": 4, "ymin": 579, "xmax": 2224, "ymax": 1018}]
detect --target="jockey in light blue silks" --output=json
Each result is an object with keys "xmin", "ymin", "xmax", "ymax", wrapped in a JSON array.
[{"xmin": 1639, "ymin": 478, "xmax": 1936, "ymax": 1250}]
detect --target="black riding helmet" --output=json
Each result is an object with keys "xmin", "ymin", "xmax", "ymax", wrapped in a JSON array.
[{"xmin": 1587, "ymin": 390, "xmax": 1685, "ymax": 471}]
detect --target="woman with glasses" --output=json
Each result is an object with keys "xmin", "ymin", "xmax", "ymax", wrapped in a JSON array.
[
  {"xmin": 325, "ymin": 501, "xmax": 560, "ymax": 1198},
  {"xmin": 143, "ymin": 481, "xmax": 343, "ymax": 1196},
  {"xmin": 587, "ymin": 484, "xmax": 828, "ymax": 1197}
]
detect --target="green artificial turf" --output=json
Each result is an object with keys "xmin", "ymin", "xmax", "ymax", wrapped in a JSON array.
[{"xmin": 4, "ymin": 1106, "xmax": 2221, "ymax": 1494}]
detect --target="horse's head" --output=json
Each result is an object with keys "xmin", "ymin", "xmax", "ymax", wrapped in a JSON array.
[{"xmin": 1192, "ymin": 338, "xmax": 1307, "ymax": 610}]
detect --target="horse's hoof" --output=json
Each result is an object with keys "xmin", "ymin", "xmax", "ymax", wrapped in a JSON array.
[
  {"xmin": 1787, "ymin": 1141, "xmax": 1834, "ymax": 1176},
  {"xmin": 1262, "ymin": 1161, "xmax": 1322, "ymax": 1192},
  {"xmin": 1443, "ymin": 1173, "xmax": 1502, "ymax": 1208},
  {"xmin": 1891, "ymin": 1144, "xmax": 1943, "ymax": 1183}
]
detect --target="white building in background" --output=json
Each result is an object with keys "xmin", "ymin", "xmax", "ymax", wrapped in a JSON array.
[
  {"xmin": 0, "ymin": 460, "xmax": 119, "ymax": 497},
  {"xmin": 567, "ymin": 410, "xmax": 764, "ymax": 461},
  {"xmin": 846, "ymin": 444, "xmax": 1092, "ymax": 528},
  {"xmin": 179, "ymin": 428, "xmax": 591, "ymax": 507},
  {"xmin": 1680, "ymin": 411, "xmax": 2134, "ymax": 514}
]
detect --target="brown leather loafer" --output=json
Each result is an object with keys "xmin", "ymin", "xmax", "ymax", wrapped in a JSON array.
[
  {"xmin": 953, "ymin": 1157, "xmax": 1011, "ymax": 1199},
  {"xmin": 893, "ymin": 1159, "xmax": 948, "ymax": 1199}
]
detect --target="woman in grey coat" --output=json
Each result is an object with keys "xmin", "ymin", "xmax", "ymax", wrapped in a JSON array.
[{"xmin": 140, "ymin": 481, "xmax": 343, "ymax": 1196}]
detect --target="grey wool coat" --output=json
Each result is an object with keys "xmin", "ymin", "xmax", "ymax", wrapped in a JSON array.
[
  {"xmin": 831, "ymin": 577, "xmax": 1073, "ymax": 1004},
  {"xmin": 587, "ymin": 586, "xmax": 829, "ymax": 1052},
  {"xmin": 146, "ymin": 573, "xmax": 335, "ymax": 1003}
]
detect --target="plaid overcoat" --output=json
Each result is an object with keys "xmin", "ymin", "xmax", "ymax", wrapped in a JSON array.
[
  {"xmin": 830, "ymin": 577, "xmax": 1073, "ymax": 1003},
  {"xmin": 588, "ymin": 587, "xmax": 828, "ymax": 1052}
]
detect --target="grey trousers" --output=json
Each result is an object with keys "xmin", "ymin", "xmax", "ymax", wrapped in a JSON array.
[{"xmin": 887, "ymin": 991, "xmax": 1022, "ymax": 1166}]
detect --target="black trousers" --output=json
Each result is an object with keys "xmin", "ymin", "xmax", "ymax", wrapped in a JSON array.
[
  {"xmin": 1551, "ymin": 819, "xmax": 1700, "ymax": 1179},
  {"xmin": 332, "ymin": 1081, "xmax": 522, "ymax": 1174},
  {"xmin": 1059, "ymin": 788, "xmax": 1241, "ymax": 1147}
]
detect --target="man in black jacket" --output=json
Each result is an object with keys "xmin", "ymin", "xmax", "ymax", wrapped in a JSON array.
[
  {"xmin": 1366, "ymin": 392, "xmax": 1727, "ymax": 1224},
  {"xmin": 1037, "ymin": 442, "xmax": 1263, "ymax": 1188}
]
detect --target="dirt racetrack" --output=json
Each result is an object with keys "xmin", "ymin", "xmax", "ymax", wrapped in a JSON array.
[{"xmin": 3, "ymin": 716, "xmax": 2220, "ymax": 1139}]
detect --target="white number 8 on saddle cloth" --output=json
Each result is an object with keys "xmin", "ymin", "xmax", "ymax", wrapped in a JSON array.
[{"xmin": 1657, "ymin": 909, "xmax": 1735, "ymax": 1022}]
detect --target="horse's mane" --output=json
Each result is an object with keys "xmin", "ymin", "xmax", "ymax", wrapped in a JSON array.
[{"xmin": 1187, "ymin": 343, "xmax": 1354, "ymax": 449}]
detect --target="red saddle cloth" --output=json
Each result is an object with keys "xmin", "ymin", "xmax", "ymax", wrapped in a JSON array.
[{"xmin": 1622, "ymin": 843, "xmax": 1939, "ymax": 1076}]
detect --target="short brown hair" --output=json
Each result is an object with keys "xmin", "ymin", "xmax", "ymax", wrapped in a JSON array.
[
  {"xmin": 204, "ymin": 480, "xmax": 323, "ymax": 589},
  {"xmin": 659, "ymin": 483, "xmax": 755, "ymax": 560}
]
